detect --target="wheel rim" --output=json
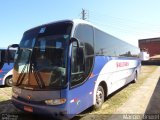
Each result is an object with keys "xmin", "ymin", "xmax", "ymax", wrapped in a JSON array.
[
  {"xmin": 134, "ymin": 72, "xmax": 137, "ymax": 82},
  {"xmin": 96, "ymin": 87, "xmax": 104, "ymax": 106},
  {"xmin": 8, "ymin": 78, "xmax": 12, "ymax": 84}
]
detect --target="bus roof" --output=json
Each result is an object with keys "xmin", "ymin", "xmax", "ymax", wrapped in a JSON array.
[
  {"xmin": 24, "ymin": 19, "xmax": 138, "ymax": 48},
  {"xmin": 25, "ymin": 19, "xmax": 95, "ymax": 33}
]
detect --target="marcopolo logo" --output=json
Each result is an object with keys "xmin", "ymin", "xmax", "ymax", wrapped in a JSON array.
[{"xmin": 39, "ymin": 27, "xmax": 46, "ymax": 33}]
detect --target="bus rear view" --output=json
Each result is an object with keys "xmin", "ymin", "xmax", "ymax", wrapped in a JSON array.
[
  {"xmin": 9, "ymin": 19, "xmax": 141, "ymax": 119},
  {"xmin": 0, "ymin": 49, "xmax": 15, "ymax": 86}
]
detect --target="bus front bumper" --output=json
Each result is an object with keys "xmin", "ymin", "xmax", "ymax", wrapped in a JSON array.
[{"xmin": 12, "ymin": 97, "xmax": 72, "ymax": 119}]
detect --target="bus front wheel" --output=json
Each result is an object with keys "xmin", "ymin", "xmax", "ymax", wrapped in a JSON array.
[
  {"xmin": 93, "ymin": 85, "xmax": 104, "ymax": 110},
  {"xmin": 5, "ymin": 76, "xmax": 13, "ymax": 87}
]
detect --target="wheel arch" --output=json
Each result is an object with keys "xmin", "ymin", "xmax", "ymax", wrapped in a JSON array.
[
  {"xmin": 2, "ymin": 69, "xmax": 13, "ymax": 85},
  {"xmin": 4, "ymin": 75, "xmax": 13, "ymax": 86},
  {"xmin": 99, "ymin": 81, "xmax": 108, "ymax": 98},
  {"xmin": 93, "ymin": 80, "xmax": 108, "ymax": 105}
]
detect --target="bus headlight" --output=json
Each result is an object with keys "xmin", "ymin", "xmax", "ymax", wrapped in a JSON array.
[{"xmin": 45, "ymin": 98, "xmax": 66, "ymax": 105}]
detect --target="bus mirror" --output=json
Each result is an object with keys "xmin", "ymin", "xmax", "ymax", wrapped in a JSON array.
[
  {"xmin": 7, "ymin": 44, "xmax": 20, "ymax": 65},
  {"xmin": 70, "ymin": 38, "xmax": 80, "ymax": 48},
  {"xmin": 8, "ymin": 44, "xmax": 20, "ymax": 51}
]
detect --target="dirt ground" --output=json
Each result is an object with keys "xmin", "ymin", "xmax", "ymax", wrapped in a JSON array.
[
  {"xmin": 77, "ymin": 66, "xmax": 160, "ymax": 120},
  {"xmin": 108, "ymin": 66, "xmax": 160, "ymax": 120},
  {"xmin": 0, "ymin": 65, "xmax": 160, "ymax": 120}
]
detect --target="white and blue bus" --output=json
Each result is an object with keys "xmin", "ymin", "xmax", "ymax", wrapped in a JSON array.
[
  {"xmin": 0, "ymin": 48, "xmax": 15, "ymax": 86},
  {"xmin": 8, "ymin": 19, "xmax": 141, "ymax": 119}
]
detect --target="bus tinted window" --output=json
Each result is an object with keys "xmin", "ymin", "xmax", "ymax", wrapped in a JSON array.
[
  {"xmin": 74, "ymin": 24, "xmax": 94, "ymax": 48},
  {"xmin": 94, "ymin": 28, "xmax": 139, "ymax": 57},
  {"xmin": 71, "ymin": 24, "xmax": 94, "ymax": 87}
]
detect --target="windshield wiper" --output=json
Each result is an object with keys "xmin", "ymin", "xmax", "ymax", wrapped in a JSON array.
[
  {"xmin": 16, "ymin": 49, "xmax": 45, "ymax": 89},
  {"xmin": 16, "ymin": 62, "xmax": 28, "ymax": 86},
  {"xmin": 16, "ymin": 49, "xmax": 31, "ymax": 86},
  {"xmin": 33, "ymin": 71, "xmax": 45, "ymax": 88},
  {"xmin": 30, "ymin": 61, "xmax": 45, "ymax": 88},
  {"xmin": 29, "ymin": 52, "xmax": 46, "ymax": 89}
]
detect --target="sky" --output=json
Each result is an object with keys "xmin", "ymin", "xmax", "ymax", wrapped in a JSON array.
[{"xmin": 0, "ymin": 0, "xmax": 160, "ymax": 47}]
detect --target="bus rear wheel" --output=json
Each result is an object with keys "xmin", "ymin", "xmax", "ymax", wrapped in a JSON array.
[
  {"xmin": 132, "ymin": 71, "xmax": 138, "ymax": 83},
  {"xmin": 5, "ymin": 76, "xmax": 13, "ymax": 87},
  {"xmin": 94, "ymin": 85, "xmax": 104, "ymax": 110}
]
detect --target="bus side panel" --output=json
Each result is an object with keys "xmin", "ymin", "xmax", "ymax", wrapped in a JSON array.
[
  {"xmin": 67, "ymin": 55, "xmax": 141, "ymax": 115},
  {"xmin": 93, "ymin": 56, "xmax": 141, "ymax": 105},
  {"xmin": 68, "ymin": 56, "xmax": 110, "ymax": 115},
  {"xmin": 68, "ymin": 77, "xmax": 95, "ymax": 115}
]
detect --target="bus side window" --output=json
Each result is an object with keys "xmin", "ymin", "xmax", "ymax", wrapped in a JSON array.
[
  {"xmin": 71, "ymin": 46, "xmax": 78, "ymax": 73},
  {"xmin": 71, "ymin": 44, "xmax": 85, "ymax": 87},
  {"xmin": 70, "ymin": 24, "xmax": 94, "ymax": 88}
]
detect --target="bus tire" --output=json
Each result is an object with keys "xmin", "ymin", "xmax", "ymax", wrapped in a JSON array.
[
  {"xmin": 93, "ymin": 85, "xmax": 104, "ymax": 110},
  {"xmin": 5, "ymin": 76, "xmax": 13, "ymax": 87},
  {"xmin": 132, "ymin": 71, "xmax": 138, "ymax": 83}
]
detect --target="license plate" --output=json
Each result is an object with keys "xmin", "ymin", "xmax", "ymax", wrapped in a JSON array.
[{"xmin": 24, "ymin": 106, "xmax": 33, "ymax": 112}]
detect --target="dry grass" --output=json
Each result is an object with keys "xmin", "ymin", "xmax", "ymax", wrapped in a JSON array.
[{"xmin": 0, "ymin": 87, "xmax": 12, "ymax": 101}]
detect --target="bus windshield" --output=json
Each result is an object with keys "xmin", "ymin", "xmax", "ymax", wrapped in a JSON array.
[{"xmin": 13, "ymin": 22, "xmax": 72, "ymax": 90}]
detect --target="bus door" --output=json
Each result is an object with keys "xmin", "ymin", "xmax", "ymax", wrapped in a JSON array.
[{"xmin": 68, "ymin": 42, "xmax": 94, "ymax": 115}]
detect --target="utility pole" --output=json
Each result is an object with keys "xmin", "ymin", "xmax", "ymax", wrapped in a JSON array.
[{"xmin": 81, "ymin": 9, "xmax": 86, "ymax": 20}]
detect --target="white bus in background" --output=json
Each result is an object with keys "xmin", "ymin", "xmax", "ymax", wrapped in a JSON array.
[
  {"xmin": 0, "ymin": 48, "xmax": 15, "ymax": 86},
  {"xmin": 140, "ymin": 49, "xmax": 150, "ymax": 61}
]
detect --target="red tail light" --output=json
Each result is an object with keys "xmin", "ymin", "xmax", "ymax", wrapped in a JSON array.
[{"xmin": 0, "ymin": 70, "xmax": 2, "ymax": 73}]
